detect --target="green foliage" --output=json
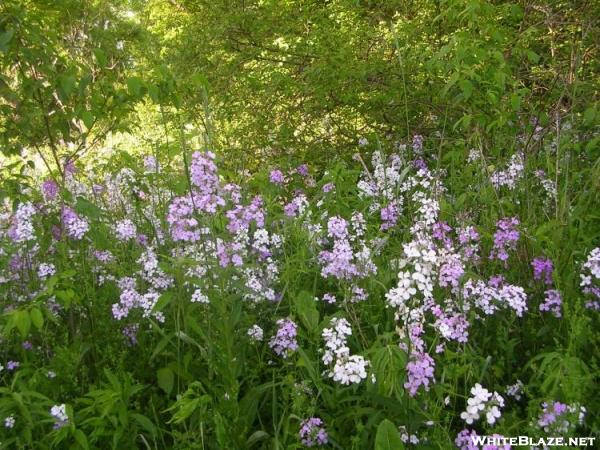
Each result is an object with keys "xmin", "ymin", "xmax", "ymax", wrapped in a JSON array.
[{"xmin": 0, "ymin": 0, "xmax": 599, "ymax": 448}]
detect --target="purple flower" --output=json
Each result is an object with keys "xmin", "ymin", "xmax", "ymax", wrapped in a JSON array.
[
  {"xmin": 327, "ymin": 216, "xmax": 348, "ymax": 239},
  {"xmin": 167, "ymin": 195, "xmax": 201, "ymax": 242},
  {"xmin": 122, "ymin": 323, "xmax": 139, "ymax": 346},
  {"xmin": 380, "ymin": 202, "xmax": 399, "ymax": 231},
  {"xmin": 269, "ymin": 169, "xmax": 285, "ymax": 184},
  {"xmin": 7, "ymin": 202, "xmax": 36, "ymax": 243},
  {"xmin": 7, "ymin": 361, "xmax": 20, "ymax": 370},
  {"xmin": 455, "ymin": 429, "xmax": 479, "ymax": 450},
  {"xmin": 225, "ymin": 196, "xmax": 265, "ymax": 233},
  {"xmin": 540, "ymin": 289, "xmax": 562, "ymax": 318},
  {"xmin": 299, "ymin": 417, "xmax": 328, "ymax": 447},
  {"xmin": 42, "ymin": 179, "xmax": 59, "ymax": 201},
  {"xmin": 322, "ymin": 182, "xmax": 335, "ymax": 193},
  {"xmin": 536, "ymin": 401, "xmax": 585, "ymax": 433},
  {"xmin": 283, "ymin": 194, "xmax": 307, "ymax": 217},
  {"xmin": 490, "ymin": 217, "xmax": 520, "ymax": 264},
  {"xmin": 439, "ymin": 257, "xmax": 464, "ymax": 288},
  {"xmin": 94, "ymin": 250, "xmax": 113, "ymax": 263},
  {"xmin": 61, "ymin": 207, "xmax": 89, "ymax": 240},
  {"xmin": 143, "ymin": 155, "xmax": 159, "ymax": 172},
  {"xmin": 412, "ymin": 134, "xmax": 423, "ymax": 153},
  {"xmin": 413, "ymin": 158, "xmax": 428, "ymax": 171},
  {"xmin": 22, "ymin": 341, "xmax": 33, "ymax": 350},
  {"xmin": 269, "ymin": 319, "xmax": 298, "ymax": 358},
  {"xmin": 296, "ymin": 164, "xmax": 309, "ymax": 177},
  {"xmin": 50, "ymin": 404, "xmax": 69, "ymax": 429},
  {"xmin": 404, "ymin": 351, "xmax": 435, "ymax": 396},
  {"xmin": 532, "ymin": 257, "xmax": 554, "ymax": 285},
  {"xmin": 432, "ymin": 221, "xmax": 453, "ymax": 248},
  {"xmin": 435, "ymin": 312, "xmax": 469, "ymax": 343},
  {"xmin": 64, "ymin": 160, "xmax": 77, "ymax": 175},
  {"xmin": 322, "ymin": 293, "xmax": 336, "ymax": 304},
  {"xmin": 115, "ymin": 219, "xmax": 137, "ymax": 241}
]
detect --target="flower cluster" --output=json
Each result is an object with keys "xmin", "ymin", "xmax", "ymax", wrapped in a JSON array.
[
  {"xmin": 580, "ymin": 247, "xmax": 600, "ymax": 310},
  {"xmin": 532, "ymin": 257, "xmax": 553, "ymax": 285},
  {"xmin": 4, "ymin": 415, "xmax": 15, "ymax": 429},
  {"xmin": 463, "ymin": 277, "xmax": 527, "ymax": 317},
  {"xmin": 505, "ymin": 379, "xmax": 524, "ymax": 401},
  {"xmin": 404, "ymin": 351, "xmax": 435, "ymax": 396},
  {"xmin": 318, "ymin": 215, "xmax": 376, "ymax": 280},
  {"xmin": 50, "ymin": 404, "xmax": 69, "ymax": 429},
  {"xmin": 460, "ymin": 384, "xmax": 504, "ymax": 425},
  {"xmin": 536, "ymin": 401, "xmax": 586, "ymax": 434},
  {"xmin": 247, "ymin": 324, "xmax": 264, "ymax": 341},
  {"xmin": 115, "ymin": 219, "xmax": 137, "ymax": 241},
  {"xmin": 37, "ymin": 262, "xmax": 56, "ymax": 280},
  {"xmin": 455, "ymin": 429, "xmax": 511, "ymax": 450},
  {"xmin": 490, "ymin": 152, "xmax": 524, "ymax": 190},
  {"xmin": 321, "ymin": 317, "xmax": 369, "ymax": 385},
  {"xmin": 489, "ymin": 217, "xmax": 519, "ymax": 263},
  {"xmin": 539, "ymin": 289, "xmax": 562, "ymax": 317},
  {"xmin": 61, "ymin": 207, "xmax": 89, "ymax": 240},
  {"xmin": 42, "ymin": 179, "xmax": 59, "ymax": 201},
  {"xmin": 7, "ymin": 202, "xmax": 37, "ymax": 243},
  {"xmin": 299, "ymin": 417, "xmax": 328, "ymax": 447},
  {"xmin": 269, "ymin": 319, "xmax": 298, "ymax": 358}
]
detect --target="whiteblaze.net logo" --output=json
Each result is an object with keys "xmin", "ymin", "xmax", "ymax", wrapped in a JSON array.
[{"xmin": 471, "ymin": 436, "xmax": 597, "ymax": 447}]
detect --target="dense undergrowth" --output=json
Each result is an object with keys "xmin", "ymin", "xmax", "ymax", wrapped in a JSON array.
[
  {"xmin": 1, "ymin": 126, "xmax": 599, "ymax": 448},
  {"xmin": 1, "ymin": 0, "xmax": 600, "ymax": 449}
]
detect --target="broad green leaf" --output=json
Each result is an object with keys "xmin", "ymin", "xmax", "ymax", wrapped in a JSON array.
[
  {"xmin": 375, "ymin": 419, "xmax": 405, "ymax": 450},
  {"xmin": 14, "ymin": 310, "xmax": 31, "ymax": 338},
  {"xmin": 93, "ymin": 48, "xmax": 108, "ymax": 67},
  {"xmin": 81, "ymin": 110, "xmax": 94, "ymax": 129},
  {"xmin": 294, "ymin": 291, "xmax": 319, "ymax": 332},
  {"xmin": 127, "ymin": 77, "xmax": 145, "ymax": 97},
  {"xmin": 30, "ymin": 308, "xmax": 44, "ymax": 330},
  {"xmin": 157, "ymin": 367, "xmax": 174, "ymax": 395}
]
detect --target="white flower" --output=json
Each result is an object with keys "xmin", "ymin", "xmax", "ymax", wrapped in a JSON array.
[
  {"xmin": 50, "ymin": 404, "xmax": 68, "ymax": 422},
  {"xmin": 486, "ymin": 406, "xmax": 502, "ymax": 424},
  {"xmin": 461, "ymin": 384, "xmax": 504, "ymax": 426},
  {"xmin": 247, "ymin": 325, "xmax": 264, "ymax": 342},
  {"xmin": 191, "ymin": 289, "xmax": 209, "ymax": 304},
  {"xmin": 322, "ymin": 318, "xmax": 369, "ymax": 385},
  {"xmin": 4, "ymin": 415, "xmax": 15, "ymax": 429},
  {"xmin": 38, "ymin": 263, "xmax": 56, "ymax": 280}
]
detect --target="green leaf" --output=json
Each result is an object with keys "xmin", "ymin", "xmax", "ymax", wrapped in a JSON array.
[
  {"xmin": 75, "ymin": 197, "xmax": 103, "ymax": 219},
  {"xmin": 510, "ymin": 94, "xmax": 521, "ymax": 111},
  {"xmin": 30, "ymin": 308, "xmax": 44, "ymax": 330},
  {"xmin": 371, "ymin": 345, "xmax": 407, "ymax": 397},
  {"xmin": 59, "ymin": 75, "xmax": 77, "ymax": 98},
  {"xmin": 583, "ymin": 106, "xmax": 596, "ymax": 126},
  {"xmin": 375, "ymin": 419, "xmax": 405, "ymax": 450},
  {"xmin": 14, "ymin": 310, "xmax": 31, "ymax": 338},
  {"xmin": 153, "ymin": 292, "xmax": 173, "ymax": 312},
  {"xmin": 246, "ymin": 430, "xmax": 269, "ymax": 446},
  {"xmin": 93, "ymin": 48, "xmax": 108, "ymax": 67},
  {"xmin": 73, "ymin": 429, "xmax": 89, "ymax": 450},
  {"xmin": 459, "ymin": 79, "xmax": 473, "ymax": 99},
  {"xmin": 0, "ymin": 29, "xmax": 15, "ymax": 52},
  {"xmin": 294, "ymin": 291, "xmax": 319, "ymax": 332},
  {"xmin": 157, "ymin": 367, "xmax": 174, "ymax": 395},
  {"xmin": 526, "ymin": 50, "xmax": 540, "ymax": 63},
  {"xmin": 131, "ymin": 413, "xmax": 157, "ymax": 436},
  {"xmin": 127, "ymin": 77, "xmax": 145, "ymax": 97},
  {"xmin": 81, "ymin": 110, "xmax": 94, "ymax": 129}
]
